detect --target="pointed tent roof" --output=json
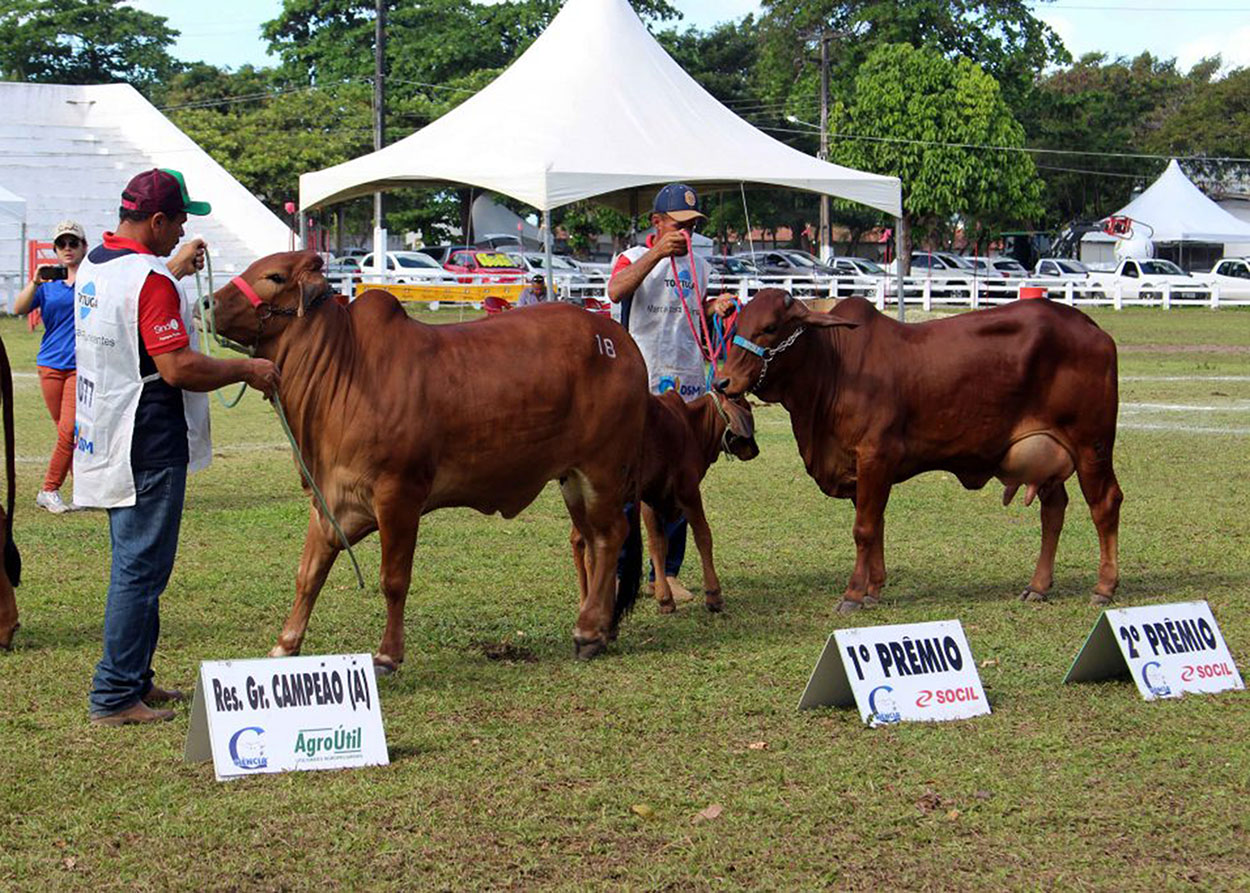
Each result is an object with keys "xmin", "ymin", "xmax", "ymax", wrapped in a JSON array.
[
  {"xmin": 1084, "ymin": 159, "xmax": 1250, "ymax": 243},
  {"xmin": 0, "ymin": 182, "xmax": 24, "ymax": 223},
  {"xmin": 300, "ymin": 0, "xmax": 901, "ymax": 217}
]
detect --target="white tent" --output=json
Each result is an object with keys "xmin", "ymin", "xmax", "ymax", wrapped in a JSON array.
[
  {"xmin": 0, "ymin": 183, "xmax": 27, "ymax": 308},
  {"xmin": 299, "ymin": 0, "xmax": 901, "ymax": 219},
  {"xmin": 1084, "ymin": 159, "xmax": 1250, "ymax": 247}
]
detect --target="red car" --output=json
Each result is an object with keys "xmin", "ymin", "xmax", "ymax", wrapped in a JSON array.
[{"xmin": 444, "ymin": 249, "xmax": 525, "ymax": 284}]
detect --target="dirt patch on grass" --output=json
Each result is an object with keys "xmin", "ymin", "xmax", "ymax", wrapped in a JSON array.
[{"xmin": 474, "ymin": 640, "xmax": 537, "ymax": 662}]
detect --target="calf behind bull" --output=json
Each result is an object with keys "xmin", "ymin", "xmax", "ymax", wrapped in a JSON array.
[
  {"xmin": 211, "ymin": 251, "xmax": 648, "ymax": 665},
  {"xmin": 571, "ymin": 389, "xmax": 758, "ymax": 614},
  {"xmin": 718, "ymin": 291, "xmax": 1123, "ymax": 611}
]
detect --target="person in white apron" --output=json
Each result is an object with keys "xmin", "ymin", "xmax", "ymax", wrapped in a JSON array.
[
  {"xmin": 78, "ymin": 168, "xmax": 280, "ymax": 726},
  {"xmin": 607, "ymin": 184, "xmax": 736, "ymax": 602}
]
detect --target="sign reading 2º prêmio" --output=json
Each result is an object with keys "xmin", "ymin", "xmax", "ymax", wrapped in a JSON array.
[
  {"xmin": 1066, "ymin": 601, "xmax": 1244, "ymax": 701},
  {"xmin": 184, "ymin": 654, "xmax": 389, "ymax": 781}
]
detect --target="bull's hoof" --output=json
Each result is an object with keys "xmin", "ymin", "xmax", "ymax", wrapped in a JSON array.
[
  {"xmin": 1090, "ymin": 592, "xmax": 1115, "ymax": 607},
  {"xmin": 704, "ymin": 589, "xmax": 724, "ymax": 613},
  {"xmin": 1020, "ymin": 588, "xmax": 1049, "ymax": 603},
  {"xmin": 863, "ymin": 594, "xmax": 881, "ymax": 608},
  {"xmin": 373, "ymin": 654, "xmax": 399, "ymax": 675},
  {"xmin": 837, "ymin": 598, "xmax": 863, "ymax": 614},
  {"xmin": 573, "ymin": 635, "xmax": 608, "ymax": 661},
  {"xmin": 656, "ymin": 598, "xmax": 676, "ymax": 614},
  {"xmin": 0, "ymin": 621, "xmax": 18, "ymax": 651},
  {"xmin": 269, "ymin": 643, "xmax": 298, "ymax": 658}
]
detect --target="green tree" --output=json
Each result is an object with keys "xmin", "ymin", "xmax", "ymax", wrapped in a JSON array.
[
  {"xmin": 159, "ymin": 65, "xmax": 374, "ymax": 220},
  {"xmin": 831, "ymin": 43, "xmax": 1042, "ymax": 270},
  {"xmin": 754, "ymin": 0, "xmax": 1067, "ymax": 122},
  {"xmin": 0, "ymin": 0, "xmax": 181, "ymax": 92},
  {"xmin": 1144, "ymin": 63, "xmax": 1250, "ymax": 192},
  {"xmin": 1019, "ymin": 52, "xmax": 1214, "ymax": 226}
]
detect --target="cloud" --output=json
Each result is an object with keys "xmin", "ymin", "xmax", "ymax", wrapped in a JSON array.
[{"xmin": 1177, "ymin": 25, "xmax": 1250, "ymax": 74}]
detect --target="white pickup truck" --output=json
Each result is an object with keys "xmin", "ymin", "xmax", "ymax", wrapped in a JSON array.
[
  {"xmin": 1198, "ymin": 257, "xmax": 1250, "ymax": 297},
  {"xmin": 1086, "ymin": 257, "xmax": 1207, "ymax": 301}
]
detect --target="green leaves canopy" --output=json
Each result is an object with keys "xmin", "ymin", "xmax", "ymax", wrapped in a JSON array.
[{"xmin": 832, "ymin": 43, "xmax": 1042, "ymax": 258}]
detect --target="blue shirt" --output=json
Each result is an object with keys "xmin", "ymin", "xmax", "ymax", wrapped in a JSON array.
[{"xmin": 32, "ymin": 279, "xmax": 77, "ymax": 370}]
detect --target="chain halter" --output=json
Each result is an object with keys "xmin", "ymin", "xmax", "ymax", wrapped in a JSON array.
[{"xmin": 732, "ymin": 324, "xmax": 805, "ymax": 393}]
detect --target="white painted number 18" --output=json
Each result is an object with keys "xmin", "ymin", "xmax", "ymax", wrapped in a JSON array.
[{"xmin": 595, "ymin": 334, "xmax": 616, "ymax": 358}]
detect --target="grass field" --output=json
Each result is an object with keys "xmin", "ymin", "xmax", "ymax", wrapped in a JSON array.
[{"xmin": 1, "ymin": 306, "xmax": 1248, "ymax": 891}]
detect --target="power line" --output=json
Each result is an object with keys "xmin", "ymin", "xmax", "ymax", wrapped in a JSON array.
[{"xmin": 772, "ymin": 121, "xmax": 1250, "ymax": 164}]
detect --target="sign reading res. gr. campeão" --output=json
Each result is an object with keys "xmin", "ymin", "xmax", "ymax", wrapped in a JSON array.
[{"xmin": 184, "ymin": 654, "xmax": 389, "ymax": 781}]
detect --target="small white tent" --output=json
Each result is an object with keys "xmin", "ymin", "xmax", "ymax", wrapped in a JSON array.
[
  {"xmin": 299, "ymin": 0, "xmax": 900, "ymax": 219},
  {"xmin": 1082, "ymin": 159, "xmax": 1250, "ymax": 264}
]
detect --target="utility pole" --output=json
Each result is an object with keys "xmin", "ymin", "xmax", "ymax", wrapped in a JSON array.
[
  {"xmin": 818, "ymin": 30, "xmax": 831, "ymax": 263},
  {"xmin": 373, "ymin": 0, "xmax": 386, "ymax": 233}
]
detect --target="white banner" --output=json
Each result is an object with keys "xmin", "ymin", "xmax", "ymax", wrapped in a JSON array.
[
  {"xmin": 1066, "ymin": 601, "xmax": 1244, "ymax": 700},
  {"xmin": 184, "ymin": 654, "xmax": 389, "ymax": 780},
  {"xmin": 799, "ymin": 619, "xmax": 990, "ymax": 725}
]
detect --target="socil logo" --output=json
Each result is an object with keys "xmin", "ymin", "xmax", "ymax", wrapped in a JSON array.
[
  {"xmin": 1141, "ymin": 661, "xmax": 1173, "ymax": 698},
  {"xmin": 868, "ymin": 685, "xmax": 901, "ymax": 725},
  {"xmin": 77, "ymin": 281, "xmax": 97, "ymax": 319},
  {"xmin": 154, "ymin": 318, "xmax": 181, "ymax": 334},
  {"xmin": 228, "ymin": 726, "xmax": 268, "ymax": 770},
  {"xmin": 657, "ymin": 375, "xmax": 678, "ymax": 395}
]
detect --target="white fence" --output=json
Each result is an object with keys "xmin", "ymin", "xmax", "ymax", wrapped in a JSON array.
[{"xmin": 321, "ymin": 270, "xmax": 1250, "ymax": 312}]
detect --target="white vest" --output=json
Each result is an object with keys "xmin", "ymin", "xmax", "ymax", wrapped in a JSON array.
[
  {"xmin": 616, "ymin": 245, "xmax": 711, "ymax": 400},
  {"xmin": 73, "ymin": 251, "xmax": 211, "ymax": 507}
]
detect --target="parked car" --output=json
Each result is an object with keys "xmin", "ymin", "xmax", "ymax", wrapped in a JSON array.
[
  {"xmin": 902, "ymin": 251, "xmax": 976, "ymax": 296},
  {"xmin": 571, "ymin": 259, "xmax": 613, "ymax": 283},
  {"xmin": 1198, "ymin": 257, "xmax": 1250, "ymax": 297},
  {"xmin": 444, "ymin": 248, "xmax": 526, "ymax": 283},
  {"xmin": 359, "ymin": 251, "xmax": 459, "ymax": 284},
  {"xmin": 416, "ymin": 245, "xmax": 465, "ymax": 266},
  {"xmin": 828, "ymin": 256, "xmax": 894, "ymax": 297},
  {"xmin": 508, "ymin": 252, "xmax": 590, "ymax": 285},
  {"xmin": 1086, "ymin": 257, "xmax": 1207, "ymax": 301},
  {"xmin": 733, "ymin": 249, "xmax": 836, "ymax": 279},
  {"xmin": 1030, "ymin": 257, "xmax": 1091, "ymax": 298},
  {"xmin": 707, "ymin": 255, "xmax": 765, "ymax": 296},
  {"xmin": 325, "ymin": 255, "xmax": 364, "ymax": 287},
  {"xmin": 1034, "ymin": 258, "xmax": 1090, "ymax": 278},
  {"xmin": 966, "ymin": 257, "xmax": 1029, "ymax": 278}
]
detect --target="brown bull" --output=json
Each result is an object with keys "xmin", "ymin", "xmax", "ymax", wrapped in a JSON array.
[
  {"xmin": 571, "ymin": 389, "xmax": 758, "ymax": 614},
  {"xmin": 718, "ymin": 291, "xmax": 1122, "ymax": 612},
  {"xmin": 0, "ymin": 334, "xmax": 19, "ymax": 650},
  {"xmin": 210, "ymin": 251, "xmax": 648, "ymax": 665}
]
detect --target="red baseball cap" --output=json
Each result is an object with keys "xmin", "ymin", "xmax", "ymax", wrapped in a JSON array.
[{"xmin": 120, "ymin": 168, "xmax": 211, "ymax": 217}]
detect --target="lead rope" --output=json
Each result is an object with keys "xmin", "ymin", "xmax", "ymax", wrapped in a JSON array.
[
  {"xmin": 668, "ymin": 230, "xmax": 724, "ymax": 380},
  {"xmin": 194, "ymin": 251, "xmax": 366, "ymax": 589}
]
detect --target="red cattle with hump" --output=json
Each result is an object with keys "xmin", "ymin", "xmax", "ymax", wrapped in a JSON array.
[{"xmin": 717, "ymin": 290, "xmax": 1123, "ymax": 612}]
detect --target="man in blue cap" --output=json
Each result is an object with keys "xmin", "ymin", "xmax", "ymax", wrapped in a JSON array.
[{"xmin": 608, "ymin": 183, "xmax": 735, "ymax": 603}]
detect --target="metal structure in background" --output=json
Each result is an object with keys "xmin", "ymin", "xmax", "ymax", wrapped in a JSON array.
[
  {"xmin": 818, "ymin": 31, "xmax": 830, "ymax": 266},
  {"xmin": 373, "ymin": 0, "xmax": 386, "ymax": 235}
]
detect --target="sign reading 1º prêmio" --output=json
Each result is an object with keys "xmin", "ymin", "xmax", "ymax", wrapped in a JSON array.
[
  {"xmin": 1066, "ymin": 601, "xmax": 1244, "ymax": 701},
  {"xmin": 798, "ymin": 619, "xmax": 990, "ymax": 725},
  {"xmin": 184, "ymin": 653, "xmax": 389, "ymax": 781}
]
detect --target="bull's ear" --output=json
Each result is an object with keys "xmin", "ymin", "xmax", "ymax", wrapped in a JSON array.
[
  {"xmin": 724, "ymin": 397, "xmax": 755, "ymax": 440},
  {"xmin": 782, "ymin": 292, "xmax": 793, "ymax": 308}
]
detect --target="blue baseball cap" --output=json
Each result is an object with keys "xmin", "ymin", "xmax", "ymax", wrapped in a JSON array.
[{"xmin": 651, "ymin": 183, "xmax": 706, "ymax": 222}]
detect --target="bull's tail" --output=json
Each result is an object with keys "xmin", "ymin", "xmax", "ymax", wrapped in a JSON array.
[{"xmin": 1, "ymin": 335, "xmax": 20, "ymax": 587}]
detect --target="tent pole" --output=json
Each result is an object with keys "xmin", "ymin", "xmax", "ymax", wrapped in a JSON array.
[
  {"xmin": 894, "ymin": 217, "xmax": 905, "ymax": 322},
  {"xmin": 299, "ymin": 212, "xmax": 309, "ymax": 251},
  {"xmin": 543, "ymin": 208, "xmax": 554, "ymax": 298}
]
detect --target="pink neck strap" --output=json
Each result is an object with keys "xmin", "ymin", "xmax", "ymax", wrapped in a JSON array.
[{"xmin": 230, "ymin": 275, "xmax": 263, "ymax": 308}]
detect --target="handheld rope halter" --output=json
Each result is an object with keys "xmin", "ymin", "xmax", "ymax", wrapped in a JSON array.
[
  {"xmin": 709, "ymin": 390, "xmax": 747, "ymax": 459},
  {"xmin": 732, "ymin": 325, "xmax": 805, "ymax": 393},
  {"xmin": 228, "ymin": 274, "xmax": 335, "ymax": 347}
]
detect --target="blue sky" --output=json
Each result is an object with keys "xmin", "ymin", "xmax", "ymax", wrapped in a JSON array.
[{"xmin": 129, "ymin": 1, "xmax": 1250, "ymax": 75}]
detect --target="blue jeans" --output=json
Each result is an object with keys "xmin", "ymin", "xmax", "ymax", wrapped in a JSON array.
[
  {"xmin": 617, "ymin": 502, "xmax": 687, "ymax": 581},
  {"xmin": 89, "ymin": 465, "xmax": 187, "ymax": 716}
]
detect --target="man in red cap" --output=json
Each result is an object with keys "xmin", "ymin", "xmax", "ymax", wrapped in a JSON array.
[{"xmin": 76, "ymin": 168, "xmax": 279, "ymax": 726}]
